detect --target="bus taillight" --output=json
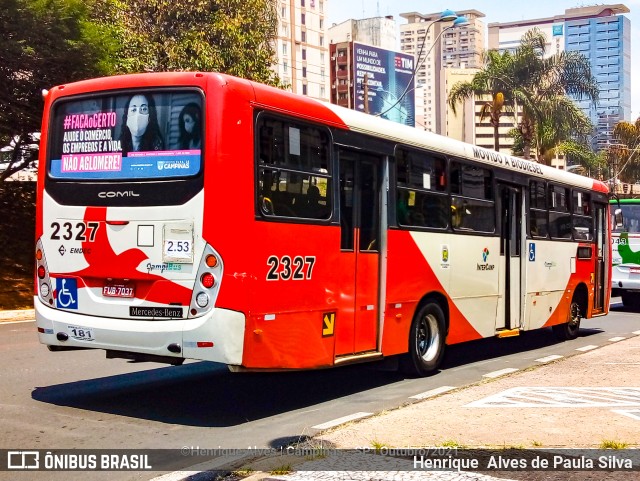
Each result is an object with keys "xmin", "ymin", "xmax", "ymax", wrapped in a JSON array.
[
  {"xmin": 195, "ymin": 292, "xmax": 209, "ymax": 308},
  {"xmin": 201, "ymin": 273, "xmax": 215, "ymax": 288},
  {"xmin": 205, "ymin": 254, "xmax": 218, "ymax": 268},
  {"xmin": 37, "ymin": 265, "xmax": 46, "ymax": 279}
]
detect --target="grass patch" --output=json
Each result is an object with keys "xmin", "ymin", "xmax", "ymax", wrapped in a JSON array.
[
  {"xmin": 600, "ymin": 440, "xmax": 629, "ymax": 449},
  {"xmin": 269, "ymin": 464, "xmax": 292, "ymax": 475}
]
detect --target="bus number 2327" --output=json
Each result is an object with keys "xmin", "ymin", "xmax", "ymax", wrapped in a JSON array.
[{"xmin": 267, "ymin": 255, "xmax": 316, "ymax": 281}]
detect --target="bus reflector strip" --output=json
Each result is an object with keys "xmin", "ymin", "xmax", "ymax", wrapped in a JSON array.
[
  {"xmin": 37, "ymin": 327, "xmax": 54, "ymax": 334},
  {"xmin": 184, "ymin": 341, "xmax": 214, "ymax": 348}
]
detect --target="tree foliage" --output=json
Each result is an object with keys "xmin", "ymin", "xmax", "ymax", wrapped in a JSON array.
[
  {"xmin": 98, "ymin": 0, "xmax": 282, "ymax": 86},
  {"xmin": 447, "ymin": 50, "xmax": 513, "ymax": 152},
  {"xmin": 608, "ymin": 117, "xmax": 640, "ymax": 183},
  {"xmin": 0, "ymin": 0, "xmax": 113, "ymax": 181},
  {"xmin": 447, "ymin": 28, "xmax": 598, "ymax": 164},
  {"xmin": 509, "ymin": 29, "xmax": 598, "ymax": 163}
]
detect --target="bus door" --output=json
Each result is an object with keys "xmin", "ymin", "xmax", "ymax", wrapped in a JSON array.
[
  {"xmin": 593, "ymin": 203, "xmax": 608, "ymax": 313},
  {"xmin": 497, "ymin": 184, "xmax": 523, "ymax": 331},
  {"xmin": 336, "ymin": 147, "xmax": 382, "ymax": 356}
]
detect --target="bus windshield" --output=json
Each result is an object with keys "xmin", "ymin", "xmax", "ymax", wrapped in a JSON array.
[
  {"xmin": 48, "ymin": 90, "xmax": 203, "ymax": 180},
  {"xmin": 611, "ymin": 203, "xmax": 640, "ymax": 233}
]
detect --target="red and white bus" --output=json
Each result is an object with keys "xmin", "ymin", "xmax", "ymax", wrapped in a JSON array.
[{"xmin": 35, "ymin": 72, "xmax": 611, "ymax": 375}]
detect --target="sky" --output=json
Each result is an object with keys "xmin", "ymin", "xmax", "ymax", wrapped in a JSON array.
[{"xmin": 327, "ymin": 0, "xmax": 639, "ymax": 120}]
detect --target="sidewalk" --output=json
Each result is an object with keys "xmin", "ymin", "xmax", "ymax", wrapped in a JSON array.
[{"xmin": 227, "ymin": 333, "xmax": 640, "ymax": 481}]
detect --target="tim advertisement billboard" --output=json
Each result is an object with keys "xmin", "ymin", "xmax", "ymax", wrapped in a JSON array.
[{"xmin": 353, "ymin": 42, "xmax": 415, "ymax": 127}]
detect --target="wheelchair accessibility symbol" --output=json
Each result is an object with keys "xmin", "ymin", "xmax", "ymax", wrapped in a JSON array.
[
  {"xmin": 528, "ymin": 242, "xmax": 536, "ymax": 262},
  {"xmin": 55, "ymin": 278, "xmax": 78, "ymax": 309}
]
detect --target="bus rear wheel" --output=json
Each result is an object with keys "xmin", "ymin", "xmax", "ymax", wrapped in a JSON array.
[
  {"xmin": 403, "ymin": 302, "xmax": 446, "ymax": 376},
  {"xmin": 552, "ymin": 299, "xmax": 581, "ymax": 341}
]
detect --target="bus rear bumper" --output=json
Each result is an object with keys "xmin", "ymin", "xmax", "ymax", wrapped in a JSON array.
[
  {"xmin": 35, "ymin": 299, "xmax": 245, "ymax": 365},
  {"xmin": 611, "ymin": 265, "xmax": 640, "ymax": 292}
]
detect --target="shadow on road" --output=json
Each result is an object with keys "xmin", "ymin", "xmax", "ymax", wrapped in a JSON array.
[{"xmin": 31, "ymin": 324, "xmax": 602, "ymax": 428}]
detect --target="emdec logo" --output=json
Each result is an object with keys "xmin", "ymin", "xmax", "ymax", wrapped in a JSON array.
[{"xmin": 477, "ymin": 247, "xmax": 495, "ymax": 271}]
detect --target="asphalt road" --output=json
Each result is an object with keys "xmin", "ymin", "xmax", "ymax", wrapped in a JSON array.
[{"xmin": 1, "ymin": 299, "xmax": 639, "ymax": 481}]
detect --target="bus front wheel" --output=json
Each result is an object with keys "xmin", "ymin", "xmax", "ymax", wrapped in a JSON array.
[
  {"xmin": 403, "ymin": 302, "xmax": 446, "ymax": 376},
  {"xmin": 552, "ymin": 298, "xmax": 581, "ymax": 341}
]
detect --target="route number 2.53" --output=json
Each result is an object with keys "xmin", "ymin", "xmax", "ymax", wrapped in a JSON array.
[{"xmin": 267, "ymin": 255, "xmax": 316, "ymax": 281}]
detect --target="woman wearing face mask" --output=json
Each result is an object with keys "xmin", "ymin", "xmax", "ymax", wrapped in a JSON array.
[
  {"xmin": 177, "ymin": 103, "xmax": 202, "ymax": 150},
  {"xmin": 120, "ymin": 94, "xmax": 165, "ymax": 156}
]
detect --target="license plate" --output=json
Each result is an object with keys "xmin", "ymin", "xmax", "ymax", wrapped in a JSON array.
[{"xmin": 103, "ymin": 282, "xmax": 135, "ymax": 298}]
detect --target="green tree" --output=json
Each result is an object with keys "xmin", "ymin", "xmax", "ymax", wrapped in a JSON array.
[
  {"xmin": 609, "ymin": 118, "xmax": 640, "ymax": 183},
  {"xmin": 99, "ymin": 0, "xmax": 282, "ymax": 86},
  {"xmin": 507, "ymin": 29, "xmax": 598, "ymax": 163},
  {"xmin": 447, "ymin": 50, "xmax": 513, "ymax": 152},
  {"xmin": 0, "ymin": 0, "xmax": 114, "ymax": 181}
]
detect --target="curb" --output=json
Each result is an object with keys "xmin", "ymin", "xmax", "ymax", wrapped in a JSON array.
[{"xmin": 0, "ymin": 309, "xmax": 35, "ymax": 322}]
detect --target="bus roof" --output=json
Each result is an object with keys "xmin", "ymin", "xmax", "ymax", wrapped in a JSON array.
[{"xmin": 46, "ymin": 71, "xmax": 609, "ymax": 195}]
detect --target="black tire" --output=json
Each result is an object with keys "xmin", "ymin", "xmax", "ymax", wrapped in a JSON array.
[
  {"xmin": 402, "ymin": 302, "xmax": 446, "ymax": 376},
  {"xmin": 552, "ymin": 298, "xmax": 581, "ymax": 341},
  {"xmin": 620, "ymin": 292, "xmax": 639, "ymax": 308}
]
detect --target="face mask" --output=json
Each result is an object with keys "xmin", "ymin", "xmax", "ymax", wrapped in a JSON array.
[{"xmin": 127, "ymin": 113, "xmax": 149, "ymax": 138}]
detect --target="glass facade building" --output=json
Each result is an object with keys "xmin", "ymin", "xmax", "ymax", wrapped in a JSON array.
[
  {"xmin": 488, "ymin": 4, "xmax": 631, "ymax": 154},
  {"xmin": 565, "ymin": 13, "xmax": 631, "ymax": 150}
]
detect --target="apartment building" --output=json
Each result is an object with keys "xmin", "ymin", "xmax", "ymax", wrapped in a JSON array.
[
  {"xmin": 273, "ymin": 0, "xmax": 330, "ymax": 100},
  {"xmin": 488, "ymin": 4, "xmax": 631, "ymax": 152},
  {"xmin": 399, "ymin": 10, "xmax": 485, "ymax": 134}
]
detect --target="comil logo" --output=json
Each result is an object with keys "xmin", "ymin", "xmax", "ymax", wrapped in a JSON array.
[
  {"xmin": 477, "ymin": 247, "xmax": 495, "ymax": 271},
  {"xmin": 98, "ymin": 190, "xmax": 140, "ymax": 199}
]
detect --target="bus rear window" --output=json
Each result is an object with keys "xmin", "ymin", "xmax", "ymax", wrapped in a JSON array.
[{"xmin": 48, "ymin": 90, "xmax": 203, "ymax": 180}]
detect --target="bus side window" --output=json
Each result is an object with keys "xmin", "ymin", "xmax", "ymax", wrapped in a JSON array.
[{"xmin": 256, "ymin": 114, "xmax": 331, "ymax": 221}]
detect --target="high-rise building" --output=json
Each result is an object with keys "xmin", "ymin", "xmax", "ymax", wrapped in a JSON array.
[
  {"xmin": 273, "ymin": 0, "xmax": 330, "ymax": 100},
  {"xmin": 488, "ymin": 4, "xmax": 631, "ymax": 151},
  {"xmin": 399, "ymin": 10, "xmax": 485, "ymax": 134}
]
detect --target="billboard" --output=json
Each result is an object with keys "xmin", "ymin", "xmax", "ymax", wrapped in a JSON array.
[{"xmin": 353, "ymin": 42, "xmax": 415, "ymax": 127}]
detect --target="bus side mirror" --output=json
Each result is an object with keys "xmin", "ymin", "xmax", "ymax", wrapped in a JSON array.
[{"xmin": 614, "ymin": 208, "xmax": 623, "ymax": 228}]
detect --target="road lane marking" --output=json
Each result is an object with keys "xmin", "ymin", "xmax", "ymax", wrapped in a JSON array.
[
  {"xmin": 608, "ymin": 337, "xmax": 626, "ymax": 342},
  {"xmin": 483, "ymin": 368, "xmax": 518, "ymax": 379},
  {"xmin": 467, "ymin": 387, "xmax": 640, "ymax": 408},
  {"xmin": 535, "ymin": 355, "xmax": 564, "ymax": 363},
  {"xmin": 575, "ymin": 345, "xmax": 598, "ymax": 352},
  {"xmin": 311, "ymin": 412, "xmax": 373, "ymax": 430},
  {"xmin": 409, "ymin": 386, "xmax": 455, "ymax": 400},
  {"xmin": 612, "ymin": 409, "xmax": 640, "ymax": 421}
]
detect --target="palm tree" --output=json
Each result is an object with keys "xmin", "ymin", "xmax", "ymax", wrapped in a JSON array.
[
  {"xmin": 448, "ymin": 28, "xmax": 599, "ymax": 164},
  {"xmin": 509, "ymin": 29, "xmax": 599, "ymax": 163},
  {"xmin": 609, "ymin": 117, "xmax": 640, "ymax": 183},
  {"xmin": 447, "ymin": 50, "xmax": 513, "ymax": 152}
]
